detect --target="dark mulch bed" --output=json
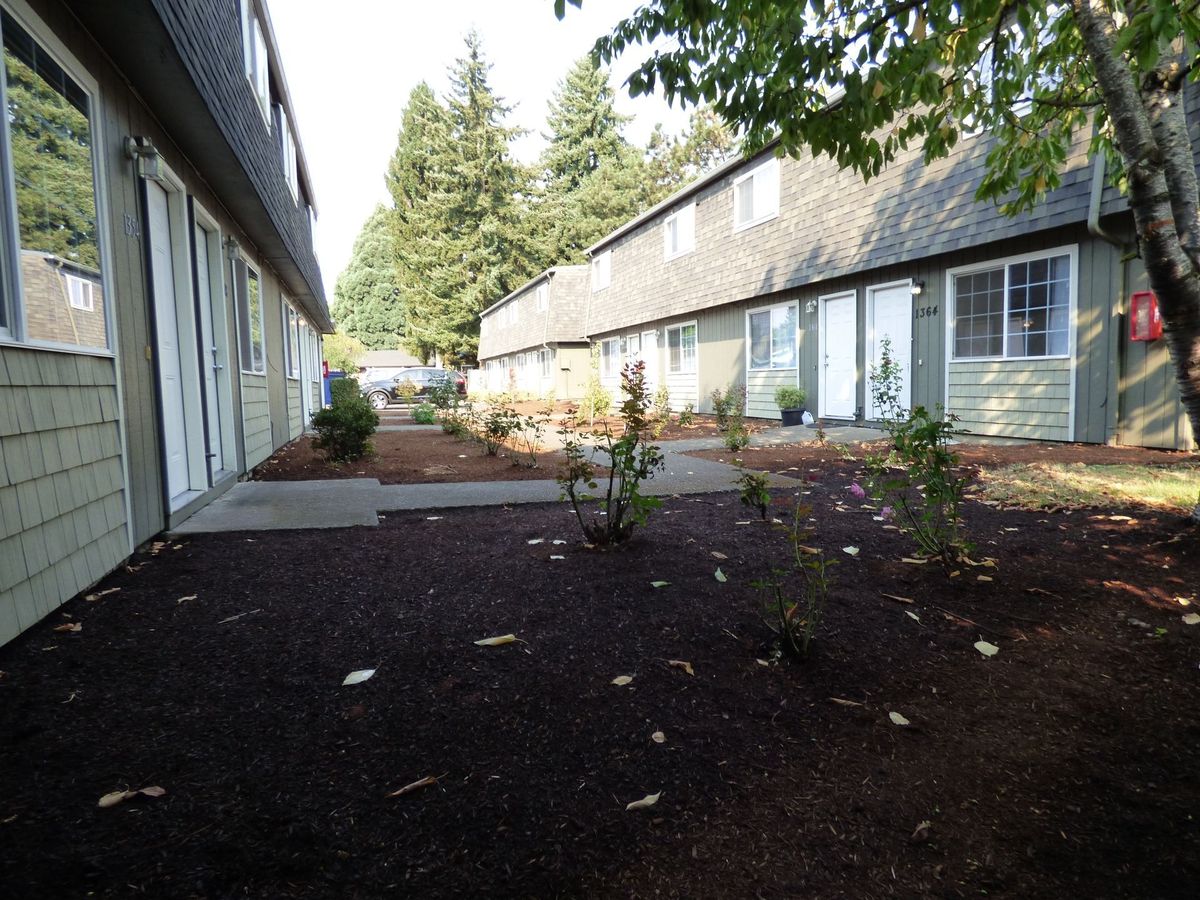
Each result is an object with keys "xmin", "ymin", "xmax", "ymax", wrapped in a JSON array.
[
  {"xmin": 253, "ymin": 430, "xmax": 565, "ymax": 484},
  {"xmin": 2, "ymin": 464, "xmax": 1198, "ymax": 898}
]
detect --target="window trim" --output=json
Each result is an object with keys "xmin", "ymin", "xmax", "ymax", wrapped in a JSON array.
[
  {"xmin": 945, "ymin": 244, "xmax": 1077, "ymax": 364},
  {"xmin": 591, "ymin": 249, "xmax": 611, "ymax": 292},
  {"xmin": 600, "ymin": 336, "xmax": 621, "ymax": 379},
  {"xmin": 745, "ymin": 301, "xmax": 799, "ymax": 372},
  {"xmin": 0, "ymin": 0, "xmax": 116, "ymax": 357},
  {"xmin": 276, "ymin": 103, "xmax": 298, "ymax": 201},
  {"xmin": 65, "ymin": 273, "xmax": 95, "ymax": 311},
  {"xmin": 282, "ymin": 298, "xmax": 300, "ymax": 379},
  {"xmin": 535, "ymin": 281, "xmax": 548, "ymax": 312},
  {"xmin": 732, "ymin": 156, "xmax": 780, "ymax": 233},
  {"xmin": 666, "ymin": 321, "xmax": 699, "ymax": 375},
  {"xmin": 663, "ymin": 202, "xmax": 696, "ymax": 261},
  {"xmin": 241, "ymin": 1, "xmax": 271, "ymax": 128},
  {"xmin": 234, "ymin": 254, "xmax": 266, "ymax": 375}
]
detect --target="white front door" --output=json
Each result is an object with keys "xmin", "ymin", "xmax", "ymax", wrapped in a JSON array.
[
  {"xmin": 820, "ymin": 292, "xmax": 857, "ymax": 418},
  {"xmin": 194, "ymin": 221, "xmax": 224, "ymax": 476},
  {"xmin": 641, "ymin": 330, "xmax": 658, "ymax": 392},
  {"xmin": 147, "ymin": 182, "xmax": 191, "ymax": 504},
  {"xmin": 867, "ymin": 282, "xmax": 913, "ymax": 419},
  {"xmin": 299, "ymin": 323, "xmax": 313, "ymax": 428}
]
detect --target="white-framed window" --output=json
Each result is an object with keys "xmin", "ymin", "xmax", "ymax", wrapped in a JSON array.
[
  {"xmin": 65, "ymin": 273, "xmax": 95, "ymax": 311},
  {"xmin": 0, "ymin": 7, "xmax": 110, "ymax": 351},
  {"xmin": 950, "ymin": 248, "xmax": 1074, "ymax": 360},
  {"xmin": 536, "ymin": 282, "xmax": 548, "ymax": 311},
  {"xmin": 506, "ymin": 300, "xmax": 518, "ymax": 326},
  {"xmin": 733, "ymin": 156, "xmax": 780, "ymax": 231},
  {"xmin": 235, "ymin": 258, "xmax": 265, "ymax": 373},
  {"xmin": 275, "ymin": 104, "xmax": 298, "ymax": 200},
  {"xmin": 283, "ymin": 300, "xmax": 299, "ymax": 377},
  {"xmin": 591, "ymin": 249, "xmax": 611, "ymax": 291},
  {"xmin": 241, "ymin": 1, "xmax": 270, "ymax": 126},
  {"xmin": 540, "ymin": 347, "xmax": 554, "ymax": 377},
  {"xmin": 748, "ymin": 303, "xmax": 798, "ymax": 370},
  {"xmin": 667, "ymin": 323, "xmax": 697, "ymax": 374},
  {"xmin": 663, "ymin": 203, "xmax": 695, "ymax": 259},
  {"xmin": 600, "ymin": 337, "xmax": 621, "ymax": 378}
]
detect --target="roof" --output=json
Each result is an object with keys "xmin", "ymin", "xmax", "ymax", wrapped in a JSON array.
[{"xmin": 480, "ymin": 267, "xmax": 575, "ymax": 318}]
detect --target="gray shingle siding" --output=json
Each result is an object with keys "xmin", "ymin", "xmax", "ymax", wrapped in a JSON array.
[
  {"xmin": 479, "ymin": 266, "xmax": 588, "ymax": 359},
  {"xmin": 149, "ymin": 0, "xmax": 324, "ymax": 310}
]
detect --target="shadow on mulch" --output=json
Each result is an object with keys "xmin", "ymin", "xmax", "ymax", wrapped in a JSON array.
[{"xmin": 1, "ymin": 461, "xmax": 1197, "ymax": 898}]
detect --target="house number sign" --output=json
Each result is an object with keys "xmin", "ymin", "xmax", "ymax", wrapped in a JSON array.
[{"xmin": 914, "ymin": 305, "xmax": 938, "ymax": 319}]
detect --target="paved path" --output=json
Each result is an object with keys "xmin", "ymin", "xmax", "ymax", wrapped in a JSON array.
[{"xmin": 170, "ymin": 423, "xmax": 886, "ymax": 534}]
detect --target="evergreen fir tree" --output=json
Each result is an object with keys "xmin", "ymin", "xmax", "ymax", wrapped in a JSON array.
[{"xmin": 330, "ymin": 205, "xmax": 406, "ymax": 350}]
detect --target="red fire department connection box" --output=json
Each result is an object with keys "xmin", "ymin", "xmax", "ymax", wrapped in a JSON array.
[{"xmin": 1130, "ymin": 291, "xmax": 1162, "ymax": 341}]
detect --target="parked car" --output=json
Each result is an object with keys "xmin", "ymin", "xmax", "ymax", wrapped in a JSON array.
[{"xmin": 361, "ymin": 367, "xmax": 466, "ymax": 410}]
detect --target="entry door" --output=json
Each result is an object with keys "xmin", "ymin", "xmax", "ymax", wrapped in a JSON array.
[
  {"xmin": 299, "ymin": 322, "xmax": 313, "ymax": 427},
  {"xmin": 147, "ymin": 182, "xmax": 191, "ymax": 503},
  {"xmin": 194, "ymin": 221, "xmax": 224, "ymax": 475},
  {"xmin": 641, "ymin": 330, "xmax": 659, "ymax": 392},
  {"xmin": 820, "ymin": 292, "xmax": 857, "ymax": 418},
  {"xmin": 867, "ymin": 282, "xmax": 913, "ymax": 419}
]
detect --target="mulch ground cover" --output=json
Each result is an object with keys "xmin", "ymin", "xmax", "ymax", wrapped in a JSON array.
[
  {"xmin": 2, "ymin": 460, "xmax": 1198, "ymax": 898},
  {"xmin": 252, "ymin": 429, "xmax": 565, "ymax": 484}
]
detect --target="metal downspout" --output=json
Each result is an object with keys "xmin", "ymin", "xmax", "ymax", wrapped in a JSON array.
[{"xmin": 1087, "ymin": 143, "xmax": 1129, "ymax": 446}]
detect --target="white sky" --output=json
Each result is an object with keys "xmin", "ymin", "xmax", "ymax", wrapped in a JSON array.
[{"xmin": 269, "ymin": 0, "xmax": 692, "ymax": 300}]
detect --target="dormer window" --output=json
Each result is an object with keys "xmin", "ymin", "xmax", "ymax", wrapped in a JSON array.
[
  {"xmin": 592, "ymin": 250, "xmax": 611, "ymax": 291},
  {"xmin": 536, "ymin": 282, "xmax": 548, "ymax": 311},
  {"xmin": 732, "ymin": 157, "xmax": 780, "ymax": 231},
  {"xmin": 241, "ymin": 1, "xmax": 270, "ymax": 126},
  {"xmin": 663, "ymin": 203, "xmax": 695, "ymax": 259}
]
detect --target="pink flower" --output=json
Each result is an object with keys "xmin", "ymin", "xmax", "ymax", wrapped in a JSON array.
[
  {"xmin": 881, "ymin": 506, "xmax": 893, "ymax": 520},
  {"xmin": 848, "ymin": 483, "xmax": 866, "ymax": 500}
]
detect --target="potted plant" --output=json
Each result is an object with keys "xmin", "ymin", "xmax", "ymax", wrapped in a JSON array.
[{"xmin": 775, "ymin": 385, "xmax": 807, "ymax": 427}]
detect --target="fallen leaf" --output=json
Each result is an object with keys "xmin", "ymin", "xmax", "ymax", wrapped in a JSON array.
[
  {"xmin": 905, "ymin": 611, "xmax": 921, "ymax": 623},
  {"xmin": 342, "ymin": 669, "xmax": 376, "ymax": 685},
  {"xmin": 473, "ymin": 635, "xmax": 517, "ymax": 646},
  {"xmin": 974, "ymin": 641, "xmax": 1000, "ymax": 657},
  {"xmin": 710, "ymin": 551, "xmax": 728, "ymax": 560},
  {"xmin": 549, "ymin": 555, "xmax": 566, "ymax": 560},
  {"xmin": 880, "ymin": 593, "xmax": 913, "ymax": 605},
  {"xmin": 175, "ymin": 594, "xmax": 197, "ymax": 604},
  {"xmin": 842, "ymin": 546, "xmax": 860, "ymax": 556},
  {"xmin": 755, "ymin": 658, "xmax": 770, "ymax": 667},
  {"xmin": 911, "ymin": 820, "xmax": 932, "ymax": 841},
  {"xmin": 651, "ymin": 731, "xmax": 666, "ymax": 744},
  {"xmin": 650, "ymin": 581, "xmax": 670, "ymax": 588},
  {"xmin": 611, "ymin": 675, "xmax": 633, "ymax": 686},
  {"xmin": 387, "ymin": 774, "xmax": 440, "ymax": 797},
  {"xmin": 889, "ymin": 712, "xmax": 911, "ymax": 726},
  {"xmin": 830, "ymin": 697, "xmax": 863, "ymax": 707},
  {"xmin": 901, "ymin": 557, "xmax": 929, "ymax": 565},
  {"xmin": 52, "ymin": 623, "xmax": 82, "ymax": 633},
  {"xmin": 138, "ymin": 786, "xmax": 166, "ymax": 798},
  {"xmin": 714, "ymin": 568, "xmax": 727, "ymax": 583},
  {"xmin": 552, "ymin": 540, "xmax": 567, "ymax": 545},
  {"xmin": 1182, "ymin": 613, "xmax": 1200, "ymax": 626},
  {"xmin": 84, "ymin": 588, "xmax": 120, "ymax": 602},
  {"xmin": 625, "ymin": 791, "xmax": 661, "ymax": 811},
  {"xmin": 527, "ymin": 538, "xmax": 545, "ymax": 545},
  {"xmin": 976, "ymin": 575, "xmax": 993, "ymax": 583},
  {"xmin": 667, "ymin": 659, "xmax": 694, "ymax": 676},
  {"xmin": 98, "ymin": 786, "xmax": 166, "ymax": 808},
  {"xmin": 426, "ymin": 516, "xmax": 443, "ymax": 521}
]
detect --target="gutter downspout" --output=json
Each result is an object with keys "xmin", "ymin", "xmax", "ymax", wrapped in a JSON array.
[
  {"xmin": 1087, "ymin": 139, "xmax": 1131, "ymax": 447},
  {"xmin": 542, "ymin": 270, "xmax": 555, "ymax": 395}
]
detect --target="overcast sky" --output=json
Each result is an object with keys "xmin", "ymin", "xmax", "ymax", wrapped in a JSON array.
[{"xmin": 269, "ymin": 0, "xmax": 692, "ymax": 300}]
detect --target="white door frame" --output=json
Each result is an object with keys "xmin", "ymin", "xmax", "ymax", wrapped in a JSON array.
[
  {"xmin": 146, "ymin": 166, "xmax": 207, "ymax": 509},
  {"xmin": 818, "ymin": 290, "xmax": 857, "ymax": 419},
  {"xmin": 191, "ymin": 200, "xmax": 236, "ymax": 477},
  {"xmin": 866, "ymin": 279, "xmax": 914, "ymax": 419}
]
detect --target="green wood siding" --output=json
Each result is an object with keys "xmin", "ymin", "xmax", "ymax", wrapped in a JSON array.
[
  {"xmin": 948, "ymin": 360, "xmax": 1073, "ymax": 440},
  {"xmin": 242, "ymin": 374, "xmax": 272, "ymax": 467},
  {"xmin": 287, "ymin": 379, "xmax": 302, "ymax": 440},
  {"xmin": 0, "ymin": 347, "xmax": 129, "ymax": 645}
]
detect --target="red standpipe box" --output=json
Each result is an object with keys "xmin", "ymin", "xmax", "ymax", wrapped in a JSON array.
[{"xmin": 1129, "ymin": 291, "xmax": 1162, "ymax": 341}]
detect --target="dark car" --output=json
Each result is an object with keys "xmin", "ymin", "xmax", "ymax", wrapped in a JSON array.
[{"xmin": 361, "ymin": 367, "xmax": 466, "ymax": 410}]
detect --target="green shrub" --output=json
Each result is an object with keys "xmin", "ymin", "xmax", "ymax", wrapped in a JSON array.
[
  {"xmin": 329, "ymin": 377, "xmax": 362, "ymax": 408},
  {"xmin": 774, "ymin": 385, "xmax": 807, "ymax": 410},
  {"xmin": 724, "ymin": 423, "xmax": 750, "ymax": 450},
  {"xmin": 677, "ymin": 402, "xmax": 695, "ymax": 426},
  {"xmin": 558, "ymin": 361, "xmax": 664, "ymax": 545},
  {"xmin": 480, "ymin": 408, "xmax": 522, "ymax": 456},
  {"xmin": 756, "ymin": 501, "xmax": 836, "ymax": 661},
  {"xmin": 711, "ymin": 383, "xmax": 746, "ymax": 431},
  {"xmin": 413, "ymin": 402, "xmax": 436, "ymax": 424},
  {"xmin": 583, "ymin": 344, "xmax": 612, "ymax": 425},
  {"xmin": 427, "ymin": 377, "xmax": 460, "ymax": 410},
  {"xmin": 735, "ymin": 466, "xmax": 772, "ymax": 519},
  {"xmin": 312, "ymin": 400, "xmax": 378, "ymax": 462}
]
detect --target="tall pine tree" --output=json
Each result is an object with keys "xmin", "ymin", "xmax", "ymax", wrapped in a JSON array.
[
  {"xmin": 330, "ymin": 205, "xmax": 407, "ymax": 350},
  {"xmin": 645, "ymin": 106, "xmax": 736, "ymax": 203}
]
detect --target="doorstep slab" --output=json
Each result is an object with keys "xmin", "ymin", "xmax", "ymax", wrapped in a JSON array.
[{"xmin": 171, "ymin": 479, "xmax": 383, "ymax": 533}]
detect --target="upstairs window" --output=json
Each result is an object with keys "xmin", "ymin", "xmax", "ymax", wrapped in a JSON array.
[
  {"xmin": 0, "ymin": 9, "xmax": 109, "ymax": 351},
  {"xmin": 506, "ymin": 300, "xmax": 517, "ymax": 326},
  {"xmin": 241, "ymin": 1, "xmax": 270, "ymax": 126},
  {"xmin": 733, "ymin": 157, "xmax": 779, "ymax": 231},
  {"xmin": 235, "ymin": 259, "xmax": 265, "ymax": 373},
  {"xmin": 591, "ymin": 250, "xmax": 611, "ymax": 291},
  {"xmin": 748, "ymin": 304, "xmax": 797, "ymax": 370},
  {"xmin": 951, "ymin": 251, "xmax": 1072, "ymax": 359},
  {"xmin": 664, "ymin": 203, "xmax": 695, "ymax": 259},
  {"xmin": 536, "ymin": 282, "xmax": 548, "ymax": 311},
  {"xmin": 667, "ymin": 323, "xmax": 697, "ymax": 374},
  {"xmin": 275, "ymin": 104, "xmax": 299, "ymax": 200}
]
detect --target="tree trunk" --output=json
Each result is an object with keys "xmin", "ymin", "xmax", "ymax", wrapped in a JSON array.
[{"xmin": 1072, "ymin": 1, "xmax": 1200, "ymax": 520}]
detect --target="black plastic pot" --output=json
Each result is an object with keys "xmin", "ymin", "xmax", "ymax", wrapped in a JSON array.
[{"xmin": 780, "ymin": 407, "xmax": 805, "ymax": 427}]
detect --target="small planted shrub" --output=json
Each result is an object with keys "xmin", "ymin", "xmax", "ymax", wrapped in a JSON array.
[
  {"xmin": 312, "ymin": 380, "xmax": 378, "ymax": 462},
  {"xmin": 677, "ymin": 403, "xmax": 695, "ymax": 426},
  {"xmin": 774, "ymin": 385, "xmax": 807, "ymax": 411},
  {"xmin": 480, "ymin": 408, "xmax": 522, "ymax": 456},
  {"xmin": 711, "ymin": 383, "xmax": 746, "ymax": 432},
  {"xmin": 652, "ymin": 385, "xmax": 671, "ymax": 421},
  {"xmin": 724, "ymin": 423, "xmax": 750, "ymax": 450},
  {"xmin": 427, "ymin": 377, "xmax": 460, "ymax": 411},
  {"xmin": 735, "ymin": 466, "xmax": 772, "ymax": 519},
  {"xmin": 558, "ymin": 360, "xmax": 664, "ymax": 545},
  {"xmin": 511, "ymin": 409, "xmax": 550, "ymax": 467},
  {"xmin": 866, "ymin": 338, "xmax": 972, "ymax": 567},
  {"xmin": 583, "ymin": 344, "xmax": 612, "ymax": 426},
  {"xmin": 756, "ymin": 501, "xmax": 836, "ymax": 661},
  {"xmin": 412, "ymin": 402, "xmax": 437, "ymax": 424}
]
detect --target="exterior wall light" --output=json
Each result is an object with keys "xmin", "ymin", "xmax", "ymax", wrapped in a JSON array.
[
  {"xmin": 910, "ymin": 280, "xmax": 926, "ymax": 296},
  {"xmin": 124, "ymin": 136, "xmax": 165, "ymax": 182}
]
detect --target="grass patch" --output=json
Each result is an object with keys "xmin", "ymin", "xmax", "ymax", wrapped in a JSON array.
[{"xmin": 977, "ymin": 462, "xmax": 1199, "ymax": 512}]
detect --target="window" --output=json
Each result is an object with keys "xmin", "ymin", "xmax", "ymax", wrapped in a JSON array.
[
  {"xmin": 664, "ymin": 203, "xmax": 695, "ymax": 259},
  {"xmin": 952, "ymin": 251, "xmax": 1072, "ymax": 359},
  {"xmin": 667, "ymin": 323, "xmax": 697, "ymax": 374},
  {"xmin": 540, "ymin": 348, "xmax": 554, "ymax": 377},
  {"xmin": 591, "ymin": 250, "xmax": 611, "ymax": 291},
  {"xmin": 241, "ymin": 1, "xmax": 270, "ymax": 125},
  {"xmin": 733, "ymin": 157, "xmax": 780, "ymax": 230},
  {"xmin": 749, "ymin": 304, "xmax": 797, "ymax": 370},
  {"xmin": 283, "ymin": 301, "xmax": 299, "ymax": 377},
  {"xmin": 275, "ymin": 104, "xmax": 298, "ymax": 200},
  {"xmin": 65, "ymin": 273, "xmax": 94, "ymax": 311},
  {"xmin": 536, "ymin": 282, "xmax": 548, "ymax": 311},
  {"xmin": 235, "ymin": 260, "xmax": 265, "ymax": 373},
  {"xmin": 600, "ymin": 337, "xmax": 621, "ymax": 378},
  {"xmin": 0, "ymin": 9, "xmax": 108, "ymax": 350}
]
